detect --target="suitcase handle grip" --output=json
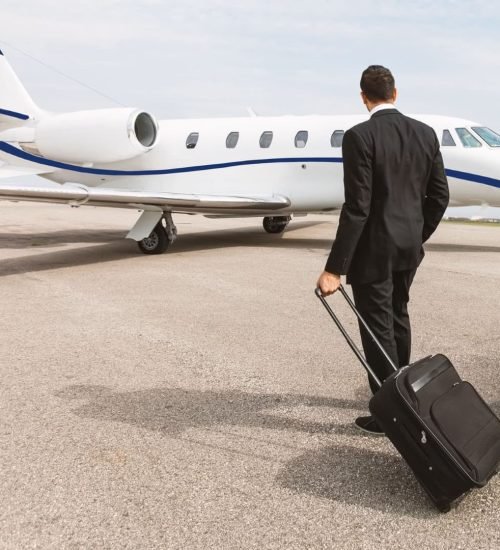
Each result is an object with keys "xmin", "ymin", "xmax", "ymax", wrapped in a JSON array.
[{"xmin": 315, "ymin": 286, "xmax": 399, "ymax": 388}]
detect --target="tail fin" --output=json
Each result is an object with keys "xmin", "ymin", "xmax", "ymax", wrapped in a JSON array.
[{"xmin": 0, "ymin": 48, "xmax": 41, "ymax": 127}]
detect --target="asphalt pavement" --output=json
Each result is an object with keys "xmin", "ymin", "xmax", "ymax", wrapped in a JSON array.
[{"xmin": 1, "ymin": 203, "xmax": 499, "ymax": 549}]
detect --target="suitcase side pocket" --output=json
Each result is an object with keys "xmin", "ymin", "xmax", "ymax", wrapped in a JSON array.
[{"xmin": 431, "ymin": 382, "xmax": 500, "ymax": 483}]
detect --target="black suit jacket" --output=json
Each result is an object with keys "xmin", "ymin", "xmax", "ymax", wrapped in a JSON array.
[{"xmin": 325, "ymin": 109, "xmax": 449, "ymax": 284}]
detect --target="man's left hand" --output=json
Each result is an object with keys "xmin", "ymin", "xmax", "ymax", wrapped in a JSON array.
[{"xmin": 317, "ymin": 271, "xmax": 341, "ymax": 296}]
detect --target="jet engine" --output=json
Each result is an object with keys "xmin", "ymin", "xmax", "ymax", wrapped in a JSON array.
[{"xmin": 34, "ymin": 108, "xmax": 159, "ymax": 164}]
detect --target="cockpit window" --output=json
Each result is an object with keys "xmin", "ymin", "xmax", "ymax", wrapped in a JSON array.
[
  {"xmin": 259, "ymin": 131, "xmax": 273, "ymax": 148},
  {"xmin": 455, "ymin": 128, "xmax": 482, "ymax": 148},
  {"xmin": 441, "ymin": 130, "xmax": 456, "ymax": 146},
  {"xmin": 331, "ymin": 130, "xmax": 344, "ymax": 148},
  {"xmin": 186, "ymin": 132, "xmax": 199, "ymax": 149},
  {"xmin": 471, "ymin": 127, "xmax": 500, "ymax": 147},
  {"xmin": 295, "ymin": 130, "xmax": 308, "ymax": 148}
]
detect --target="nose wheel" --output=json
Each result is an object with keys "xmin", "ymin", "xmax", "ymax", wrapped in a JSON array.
[{"xmin": 263, "ymin": 215, "xmax": 291, "ymax": 234}]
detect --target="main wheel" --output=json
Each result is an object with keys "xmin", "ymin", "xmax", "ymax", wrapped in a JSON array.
[
  {"xmin": 263, "ymin": 216, "xmax": 291, "ymax": 234},
  {"xmin": 137, "ymin": 222, "xmax": 169, "ymax": 254}
]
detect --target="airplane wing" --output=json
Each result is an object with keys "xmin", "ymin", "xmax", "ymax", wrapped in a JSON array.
[{"xmin": 0, "ymin": 181, "xmax": 290, "ymax": 213}]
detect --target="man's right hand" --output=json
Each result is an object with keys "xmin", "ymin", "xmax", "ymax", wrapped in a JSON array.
[{"xmin": 317, "ymin": 271, "xmax": 341, "ymax": 296}]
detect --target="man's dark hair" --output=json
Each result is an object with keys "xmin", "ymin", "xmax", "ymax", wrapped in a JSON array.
[{"xmin": 360, "ymin": 65, "xmax": 395, "ymax": 102}]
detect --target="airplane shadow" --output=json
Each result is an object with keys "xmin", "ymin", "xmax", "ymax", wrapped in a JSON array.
[
  {"xmin": 0, "ymin": 241, "xmax": 136, "ymax": 277},
  {"xmin": 0, "ymin": 221, "xmax": 333, "ymax": 277},
  {"xmin": 0, "ymin": 220, "xmax": 325, "ymax": 250},
  {"xmin": 1, "ymin": 220, "xmax": 498, "ymax": 278},
  {"xmin": 0, "ymin": 229, "xmax": 127, "ymax": 249},
  {"xmin": 55, "ymin": 384, "xmax": 435, "ymax": 517}
]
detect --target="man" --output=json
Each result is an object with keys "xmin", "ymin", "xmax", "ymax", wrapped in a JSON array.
[{"xmin": 317, "ymin": 65, "xmax": 449, "ymax": 434}]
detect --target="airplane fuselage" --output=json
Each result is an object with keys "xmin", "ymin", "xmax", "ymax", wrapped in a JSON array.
[{"xmin": 26, "ymin": 113, "xmax": 499, "ymax": 212}]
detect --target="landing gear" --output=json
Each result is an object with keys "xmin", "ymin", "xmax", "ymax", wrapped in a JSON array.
[
  {"xmin": 263, "ymin": 215, "xmax": 291, "ymax": 234},
  {"xmin": 138, "ymin": 222, "xmax": 168, "ymax": 254},
  {"xmin": 137, "ymin": 212, "xmax": 177, "ymax": 255}
]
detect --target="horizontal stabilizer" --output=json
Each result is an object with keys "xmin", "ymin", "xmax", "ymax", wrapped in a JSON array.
[
  {"xmin": 0, "ymin": 108, "xmax": 32, "ymax": 130},
  {"xmin": 0, "ymin": 107, "xmax": 30, "ymax": 121}
]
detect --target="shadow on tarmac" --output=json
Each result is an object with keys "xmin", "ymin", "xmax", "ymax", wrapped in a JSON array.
[
  {"xmin": 0, "ymin": 222, "xmax": 332, "ymax": 277},
  {"xmin": 56, "ymin": 384, "xmax": 365, "ymax": 437},
  {"xmin": 0, "ymin": 229, "xmax": 126, "ymax": 249},
  {"xmin": 276, "ymin": 444, "xmax": 433, "ymax": 518},
  {"xmin": 1, "ymin": 220, "xmax": 499, "ymax": 278},
  {"xmin": 56, "ymin": 384, "xmax": 436, "ymax": 517}
]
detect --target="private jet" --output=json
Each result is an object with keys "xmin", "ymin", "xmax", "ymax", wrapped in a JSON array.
[{"xmin": 0, "ymin": 48, "xmax": 499, "ymax": 254}]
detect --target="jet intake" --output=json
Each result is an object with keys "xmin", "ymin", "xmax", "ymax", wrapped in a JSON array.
[{"xmin": 34, "ymin": 108, "xmax": 159, "ymax": 164}]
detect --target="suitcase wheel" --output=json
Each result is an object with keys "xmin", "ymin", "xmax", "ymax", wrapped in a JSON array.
[{"xmin": 436, "ymin": 501, "xmax": 451, "ymax": 513}]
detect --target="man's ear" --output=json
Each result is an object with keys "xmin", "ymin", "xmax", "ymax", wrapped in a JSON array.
[
  {"xmin": 392, "ymin": 88, "xmax": 398, "ymax": 102},
  {"xmin": 360, "ymin": 91, "xmax": 367, "ymax": 106}
]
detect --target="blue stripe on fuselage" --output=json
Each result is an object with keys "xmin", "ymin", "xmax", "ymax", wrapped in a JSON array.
[
  {"xmin": 445, "ymin": 168, "xmax": 500, "ymax": 189},
  {"xmin": 0, "ymin": 141, "xmax": 342, "ymax": 175},
  {"xmin": 0, "ymin": 140, "xmax": 499, "ymax": 189}
]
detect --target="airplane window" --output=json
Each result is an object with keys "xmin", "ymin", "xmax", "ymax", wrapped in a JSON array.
[
  {"xmin": 295, "ymin": 130, "xmax": 308, "ymax": 148},
  {"xmin": 331, "ymin": 130, "xmax": 344, "ymax": 148},
  {"xmin": 259, "ymin": 131, "xmax": 273, "ymax": 148},
  {"xmin": 226, "ymin": 132, "xmax": 239, "ymax": 148},
  {"xmin": 441, "ymin": 130, "xmax": 456, "ymax": 146},
  {"xmin": 186, "ymin": 132, "xmax": 199, "ymax": 149},
  {"xmin": 455, "ymin": 128, "xmax": 482, "ymax": 148},
  {"xmin": 471, "ymin": 127, "xmax": 500, "ymax": 147}
]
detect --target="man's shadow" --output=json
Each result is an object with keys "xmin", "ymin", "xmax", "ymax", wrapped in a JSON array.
[
  {"xmin": 56, "ymin": 384, "xmax": 364, "ymax": 437},
  {"xmin": 56, "ymin": 384, "xmax": 441, "ymax": 517}
]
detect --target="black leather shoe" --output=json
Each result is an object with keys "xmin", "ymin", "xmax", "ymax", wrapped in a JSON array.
[{"xmin": 355, "ymin": 416, "xmax": 384, "ymax": 435}]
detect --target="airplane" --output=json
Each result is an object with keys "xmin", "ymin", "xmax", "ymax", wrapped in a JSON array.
[{"xmin": 0, "ymin": 47, "xmax": 499, "ymax": 255}]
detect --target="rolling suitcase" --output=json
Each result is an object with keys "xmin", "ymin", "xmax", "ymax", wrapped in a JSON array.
[{"xmin": 315, "ymin": 286, "xmax": 500, "ymax": 512}]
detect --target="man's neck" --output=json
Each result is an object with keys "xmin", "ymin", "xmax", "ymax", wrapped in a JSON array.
[{"xmin": 369, "ymin": 103, "xmax": 397, "ymax": 116}]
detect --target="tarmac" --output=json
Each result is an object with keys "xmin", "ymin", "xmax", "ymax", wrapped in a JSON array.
[{"xmin": 0, "ymin": 202, "xmax": 499, "ymax": 550}]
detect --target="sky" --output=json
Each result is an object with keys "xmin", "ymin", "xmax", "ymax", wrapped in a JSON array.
[{"xmin": 1, "ymin": 0, "xmax": 499, "ymax": 217}]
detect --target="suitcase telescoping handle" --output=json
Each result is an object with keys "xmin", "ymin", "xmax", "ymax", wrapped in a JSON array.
[{"xmin": 314, "ymin": 286, "xmax": 398, "ymax": 389}]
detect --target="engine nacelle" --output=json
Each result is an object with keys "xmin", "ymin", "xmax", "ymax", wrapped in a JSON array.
[{"xmin": 35, "ymin": 108, "xmax": 158, "ymax": 164}]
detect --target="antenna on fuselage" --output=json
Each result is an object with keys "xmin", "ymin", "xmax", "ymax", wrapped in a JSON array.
[
  {"xmin": 0, "ymin": 40, "xmax": 126, "ymax": 107},
  {"xmin": 246, "ymin": 107, "xmax": 258, "ymax": 117}
]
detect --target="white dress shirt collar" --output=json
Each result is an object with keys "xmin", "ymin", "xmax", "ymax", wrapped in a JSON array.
[{"xmin": 370, "ymin": 103, "xmax": 397, "ymax": 117}]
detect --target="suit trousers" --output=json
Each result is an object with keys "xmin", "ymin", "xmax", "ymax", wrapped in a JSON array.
[{"xmin": 351, "ymin": 269, "xmax": 417, "ymax": 394}]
